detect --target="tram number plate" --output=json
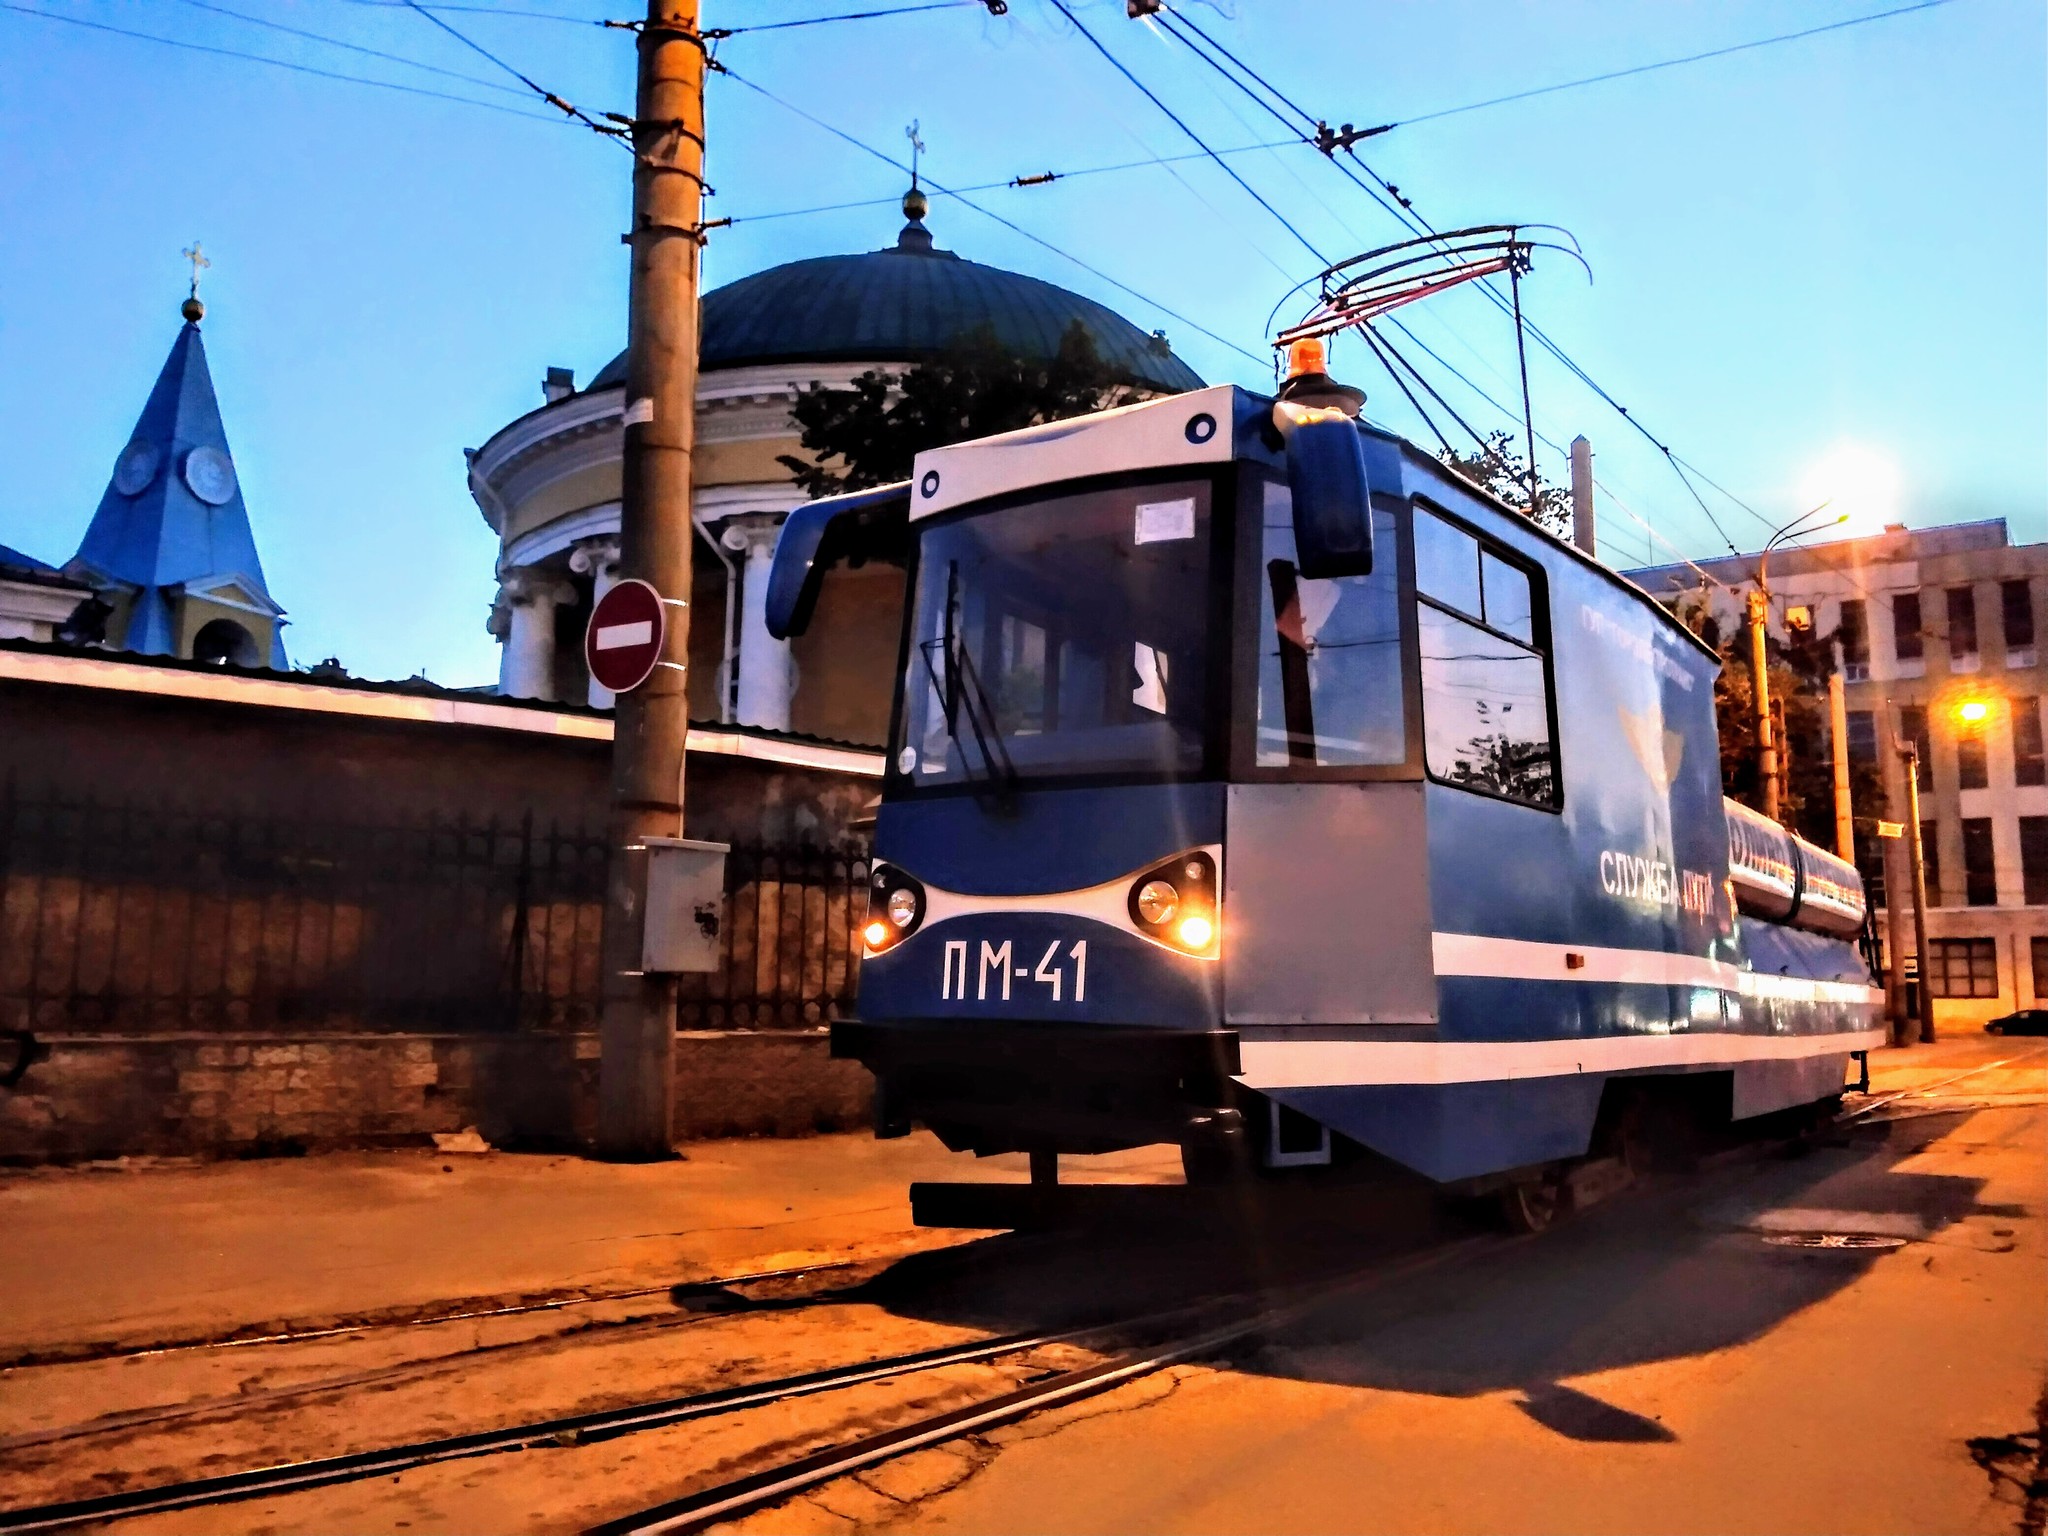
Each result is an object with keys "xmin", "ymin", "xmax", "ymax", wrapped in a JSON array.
[{"xmin": 940, "ymin": 939, "xmax": 1088, "ymax": 1004}]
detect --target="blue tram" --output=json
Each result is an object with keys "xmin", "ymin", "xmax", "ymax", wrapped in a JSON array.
[{"xmin": 766, "ymin": 373, "xmax": 1882, "ymax": 1215}]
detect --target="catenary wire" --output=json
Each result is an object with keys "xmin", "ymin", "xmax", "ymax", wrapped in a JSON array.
[
  {"xmin": 1396, "ymin": 0, "xmax": 1958, "ymax": 129},
  {"xmin": 169, "ymin": 0, "xmax": 531, "ymax": 97},
  {"xmin": 718, "ymin": 2, "xmax": 994, "ymax": 34},
  {"xmin": 1043, "ymin": 0, "xmax": 1330, "ymax": 268},
  {"xmin": 395, "ymin": 0, "xmax": 628, "ymax": 145},
  {"xmin": 0, "ymin": 2, "xmax": 561, "ymax": 119},
  {"xmin": 1156, "ymin": 4, "xmax": 1759, "ymax": 553},
  {"xmin": 716, "ymin": 66, "xmax": 1270, "ymax": 368}
]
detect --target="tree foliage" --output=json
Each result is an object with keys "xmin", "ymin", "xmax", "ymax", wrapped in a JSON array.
[
  {"xmin": 776, "ymin": 322, "xmax": 1149, "ymax": 498},
  {"xmin": 1667, "ymin": 590, "xmax": 1886, "ymax": 849},
  {"xmin": 1439, "ymin": 430, "xmax": 1571, "ymax": 538}
]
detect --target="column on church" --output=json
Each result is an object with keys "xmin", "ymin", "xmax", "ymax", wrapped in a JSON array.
[
  {"xmin": 495, "ymin": 568, "xmax": 570, "ymax": 702},
  {"xmin": 569, "ymin": 537, "xmax": 623, "ymax": 709},
  {"xmin": 721, "ymin": 513, "xmax": 796, "ymax": 733}
]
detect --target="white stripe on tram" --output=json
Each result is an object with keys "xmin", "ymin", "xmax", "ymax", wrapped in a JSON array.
[
  {"xmin": 1431, "ymin": 932, "xmax": 1884, "ymax": 1008},
  {"xmin": 1236, "ymin": 1027, "xmax": 1889, "ymax": 1090}
]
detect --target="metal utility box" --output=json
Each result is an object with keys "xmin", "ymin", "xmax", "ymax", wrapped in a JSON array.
[{"xmin": 641, "ymin": 837, "xmax": 729, "ymax": 974}]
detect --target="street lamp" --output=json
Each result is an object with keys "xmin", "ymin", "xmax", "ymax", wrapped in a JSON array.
[{"xmin": 1748, "ymin": 502, "xmax": 1850, "ymax": 821}]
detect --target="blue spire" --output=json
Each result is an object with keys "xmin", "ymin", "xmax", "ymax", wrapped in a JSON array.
[{"xmin": 70, "ymin": 309, "xmax": 286, "ymax": 665}]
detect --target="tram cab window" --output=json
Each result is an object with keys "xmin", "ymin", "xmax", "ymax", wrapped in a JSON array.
[
  {"xmin": 897, "ymin": 479, "xmax": 1215, "ymax": 788},
  {"xmin": 1414, "ymin": 506, "xmax": 1559, "ymax": 808},
  {"xmin": 1254, "ymin": 479, "xmax": 1406, "ymax": 769}
]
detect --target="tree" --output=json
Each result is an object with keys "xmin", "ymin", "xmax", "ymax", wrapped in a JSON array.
[
  {"xmin": 1667, "ymin": 589, "xmax": 1886, "ymax": 850},
  {"xmin": 1439, "ymin": 431, "xmax": 1571, "ymax": 538},
  {"xmin": 777, "ymin": 322, "xmax": 1150, "ymax": 498}
]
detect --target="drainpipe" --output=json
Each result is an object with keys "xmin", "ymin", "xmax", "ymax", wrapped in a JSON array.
[{"xmin": 692, "ymin": 508, "xmax": 738, "ymax": 724}]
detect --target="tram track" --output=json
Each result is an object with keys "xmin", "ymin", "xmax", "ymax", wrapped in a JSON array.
[
  {"xmin": 1840, "ymin": 1044, "xmax": 2048, "ymax": 1124},
  {"xmin": 0, "ymin": 1279, "xmax": 1345, "ymax": 1534},
  {"xmin": 1, "ymin": 1094, "xmax": 1989, "ymax": 1533},
  {"xmin": 0, "ymin": 1237, "xmax": 1053, "ymax": 1457},
  {"xmin": 0, "ymin": 1246, "xmax": 960, "ymax": 1373}
]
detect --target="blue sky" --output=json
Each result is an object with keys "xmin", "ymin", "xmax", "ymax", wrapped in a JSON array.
[{"xmin": 2, "ymin": 0, "xmax": 2041, "ymax": 685}]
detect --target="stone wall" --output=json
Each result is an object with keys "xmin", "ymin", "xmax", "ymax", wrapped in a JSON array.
[{"xmin": 0, "ymin": 1030, "xmax": 873, "ymax": 1164}]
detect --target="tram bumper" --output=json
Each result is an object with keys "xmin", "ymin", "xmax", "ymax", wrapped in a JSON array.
[{"xmin": 833, "ymin": 1019, "xmax": 1240, "ymax": 1156}]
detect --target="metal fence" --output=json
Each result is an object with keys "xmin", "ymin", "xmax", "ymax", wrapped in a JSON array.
[{"xmin": 0, "ymin": 781, "xmax": 868, "ymax": 1036}]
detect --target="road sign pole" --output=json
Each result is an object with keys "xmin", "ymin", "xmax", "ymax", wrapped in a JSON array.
[{"xmin": 597, "ymin": 0, "xmax": 705, "ymax": 1160}]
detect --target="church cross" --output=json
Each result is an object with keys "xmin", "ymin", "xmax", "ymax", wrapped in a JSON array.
[
  {"xmin": 905, "ymin": 120, "xmax": 925, "ymax": 189},
  {"xmin": 183, "ymin": 241, "xmax": 211, "ymax": 300}
]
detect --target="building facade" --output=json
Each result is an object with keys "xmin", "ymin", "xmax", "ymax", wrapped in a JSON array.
[
  {"xmin": 466, "ymin": 194, "xmax": 1203, "ymax": 744},
  {"xmin": 1629, "ymin": 519, "xmax": 2048, "ymax": 1029}
]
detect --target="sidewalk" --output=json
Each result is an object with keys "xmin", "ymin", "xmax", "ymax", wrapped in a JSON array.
[{"xmin": 0, "ymin": 1133, "xmax": 1179, "ymax": 1360}]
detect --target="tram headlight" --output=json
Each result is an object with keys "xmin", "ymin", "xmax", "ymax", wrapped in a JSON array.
[
  {"xmin": 1135, "ymin": 879, "xmax": 1179, "ymax": 926},
  {"xmin": 1128, "ymin": 850, "xmax": 1218, "ymax": 957},
  {"xmin": 863, "ymin": 864, "xmax": 925, "ymax": 954}
]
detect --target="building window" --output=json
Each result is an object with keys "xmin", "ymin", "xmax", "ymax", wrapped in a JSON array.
[
  {"xmin": 2023, "ymin": 817, "xmax": 2048, "ymax": 905},
  {"xmin": 1846, "ymin": 708, "xmax": 1877, "ymax": 764},
  {"xmin": 1926, "ymin": 937, "xmax": 1998, "ymax": 999},
  {"xmin": 1947, "ymin": 586, "xmax": 1979, "ymax": 663},
  {"xmin": 2016, "ymin": 697, "xmax": 2045, "ymax": 787},
  {"xmin": 1920, "ymin": 818, "xmax": 1942, "ymax": 905},
  {"xmin": 1838, "ymin": 598, "xmax": 1868, "ymax": 670},
  {"xmin": 1413, "ymin": 506, "xmax": 1559, "ymax": 808},
  {"xmin": 1962, "ymin": 816, "xmax": 1997, "ymax": 905},
  {"xmin": 1894, "ymin": 592, "xmax": 1923, "ymax": 663},
  {"xmin": 1900, "ymin": 705, "xmax": 1932, "ymax": 790},
  {"xmin": 2032, "ymin": 936, "xmax": 2048, "ymax": 999},
  {"xmin": 1958, "ymin": 724, "xmax": 1988, "ymax": 790},
  {"xmin": 2003, "ymin": 579, "xmax": 2035, "ymax": 657}
]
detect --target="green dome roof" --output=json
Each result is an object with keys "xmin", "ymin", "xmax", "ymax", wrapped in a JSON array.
[{"xmin": 589, "ymin": 215, "xmax": 1204, "ymax": 395}]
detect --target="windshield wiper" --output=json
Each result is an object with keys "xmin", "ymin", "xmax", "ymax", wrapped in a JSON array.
[{"xmin": 916, "ymin": 562, "xmax": 1019, "ymax": 797}]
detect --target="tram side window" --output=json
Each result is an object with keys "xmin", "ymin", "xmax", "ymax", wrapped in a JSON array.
[
  {"xmin": 1414, "ymin": 506, "xmax": 1559, "ymax": 808},
  {"xmin": 1255, "ymin": 480, "xmax": 1406, "ymax": 769}
]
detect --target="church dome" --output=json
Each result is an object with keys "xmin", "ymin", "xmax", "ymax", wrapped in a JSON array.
[{"xmin": 588, "ymin": 213, "xmax": 1205, "ymax": 396}]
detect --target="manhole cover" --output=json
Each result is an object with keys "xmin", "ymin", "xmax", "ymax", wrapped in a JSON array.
[{"xmin": 1763, "ymin": 1232, "xmax": 1908, "ymax": 1250}]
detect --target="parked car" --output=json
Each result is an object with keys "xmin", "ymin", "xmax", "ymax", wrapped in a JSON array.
[{"xmin": 1984, "ymin": 1009, "xmax": 2048, "ymax": 1036}]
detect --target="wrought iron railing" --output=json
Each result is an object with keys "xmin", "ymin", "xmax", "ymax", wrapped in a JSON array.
[{"xmin": 0, "ymin": 780, "xmax": 867, "ymax": 1036}]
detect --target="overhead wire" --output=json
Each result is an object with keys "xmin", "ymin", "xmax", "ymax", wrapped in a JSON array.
[
  {"xmin": 1394, "ymin": 0, "xmax": 1957, "ymax": 130},
  {"xmin": 0, "ymin": 1, "xmax": 561, "ymax": 120},
  {"xmin": 716, "ymin": 2, "xmax": 995, "ymax": 34},
  {"xmin": 715, "ymin": 67, "xmax": 1271, "ymax": 369},
  {"xmin": 1042, "ymin": 0, "xmax": 1330, "ymax": 268},
  {"xmin": 168, "ymin": 0, "xmax": 532, "ymax": 98},
  {"xmin": 718, "ymin": 137, "xmax": 1298, "ymax": 225},
  {"xmin": 1154, "ymin": 3, "xmax": 1760, "ymax": 554},
  {"xmin": 395, "ymin": 0, "xmax": 629, "ymax": 146}
]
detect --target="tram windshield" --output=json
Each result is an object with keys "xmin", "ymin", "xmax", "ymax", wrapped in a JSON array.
[{"xmin": 895, "ymin": 479, "xmax": 1215, "ymax": 789}]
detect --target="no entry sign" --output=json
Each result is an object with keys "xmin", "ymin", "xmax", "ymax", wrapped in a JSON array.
[{"xmin": 585, "ymin": 578, "xmax": 667, "ymax": 695}]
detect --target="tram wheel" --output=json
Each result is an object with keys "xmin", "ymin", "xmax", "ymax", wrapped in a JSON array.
[
  {"xmin": 1499, "ymin": 1172, "xmax": 1568, "ymax": 1234},
  {"xmin": 1180, "ymin": 1109, "xmax": 1252, "ymax": 1186}
]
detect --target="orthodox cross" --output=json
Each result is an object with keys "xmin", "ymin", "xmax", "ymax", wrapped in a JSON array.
[
  {"xmin": 182, "ymin": 242, "xmax": 211, "ymax": 300},
  {"xmin": 905, "ymin": 121, "xmax": 925, "ymax": 190}
]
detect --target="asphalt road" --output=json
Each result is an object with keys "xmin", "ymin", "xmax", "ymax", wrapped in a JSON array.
[{"xmin": 754, "ymin": 1040, "xmax": 2048, "ymax": 1536}]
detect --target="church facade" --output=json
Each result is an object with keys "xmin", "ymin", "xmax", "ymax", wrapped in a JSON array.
[{"xmin": 468, "ymin": 196, "xmax": 1203, "ymax": 745}]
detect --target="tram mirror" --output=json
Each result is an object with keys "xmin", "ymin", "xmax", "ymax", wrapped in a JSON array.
[
  {"xmin": 1281, "ymin": 412, "xmax": 1374, "ymax": 580},
  {"xmin": 765, "ymin": 481, "xmax": 912, "ymax": 639}
]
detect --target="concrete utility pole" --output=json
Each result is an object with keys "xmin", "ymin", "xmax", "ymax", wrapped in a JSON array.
[
  {"xmin": 597, "ymin": 0, "xmax": 706, "ymax": 1159},
  {"xmin": 1748, "ymin": 587, "xmax": 1781, "ymax": 822},
  {"xmin": 1829, "ymin": 670, "xmax": 1854, "ymax": 861},
  {"xmin": 1899, "ymin": 735, "xmax": 1936, "ymax": 1045},
  {"xmin": 1883, "ymin": 826, "xmax": 1912, "ymax": 1045},
  {"xmin": 1568, "ymin": 435, "xmax": 1596, "ymax": 557}
]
